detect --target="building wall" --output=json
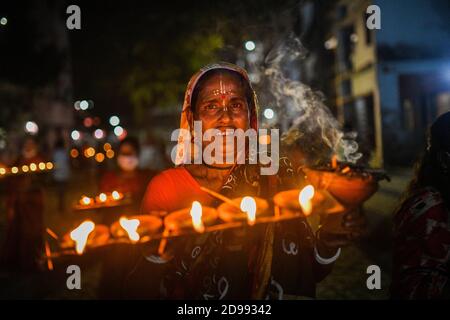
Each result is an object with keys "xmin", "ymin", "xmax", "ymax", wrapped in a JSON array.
[{"xmin": 332, "ymin": 0, "xmax": 383, "ymax": 167}]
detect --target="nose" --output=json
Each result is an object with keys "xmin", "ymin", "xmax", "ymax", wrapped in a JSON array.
[{"xmin": 217, "ymin": 105, "xmax": 233, "ymax": 124}]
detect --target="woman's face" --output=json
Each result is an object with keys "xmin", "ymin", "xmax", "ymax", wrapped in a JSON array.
[
  {"xmin": 22, "ymin": 139, "xmax": 38, "ymax": 159},
  {"xmin": 193, "ymin": 72, "xmax": 250, "ymax": 165},
  {"xmin": 117, "ymin": 143, "xmax": 139, "ymax": 172}
]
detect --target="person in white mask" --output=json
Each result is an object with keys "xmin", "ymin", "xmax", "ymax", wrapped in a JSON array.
[{"xmin": 99, "ymin": 136, "xmax": 156, "ymax": 211}]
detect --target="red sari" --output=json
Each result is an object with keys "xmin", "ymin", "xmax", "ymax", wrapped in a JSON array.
[{"xmin": 140, "ymin": 167, "xmax": 215, "ymax": 214}]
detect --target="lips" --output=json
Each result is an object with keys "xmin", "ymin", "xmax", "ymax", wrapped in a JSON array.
[{"xmin": 215, "ymin": 126, "xmax": 236, "ymax": 136}]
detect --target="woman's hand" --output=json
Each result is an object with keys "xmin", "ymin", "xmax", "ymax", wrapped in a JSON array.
[{"xmin": 317, "ymin": 208, "xmax": 367, "ymax": 249}]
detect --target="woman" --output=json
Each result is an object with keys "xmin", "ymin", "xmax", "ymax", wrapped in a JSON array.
[
  {"xmin": 391, "ymin": 111, "xmax": 450, "ymax": 299},
  {"xmin": 1, "ymin": 136, "xmax": 46, "ymax": 272},
  {"xmin": 136, "ymin": 62, "xmax": 360, "ymax": 299}
]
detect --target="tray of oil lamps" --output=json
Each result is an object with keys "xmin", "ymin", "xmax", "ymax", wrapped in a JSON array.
[
  {"xmin": 302, "ymin": 163, "xmax": 389, "ymax": 207},
  {"xmin": 110, "ymin": 215, "xmax": 163, "ymax": 242},
  {"xmin": 217, "ymin": 196, "xmax": 270, "ymax": 223},
  {"xmin": 60, "ymin": 222, "xmax": 110, "ymax": 254},
  {"xmin": 73, "ymin": 191, "xmax": 133, "ymax": 211},
  {"xmin": 164, "ymin": 204, "xmax": 218, "ymax": 232}
]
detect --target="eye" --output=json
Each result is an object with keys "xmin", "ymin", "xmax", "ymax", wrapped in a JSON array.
[
  {"xmin": 231, "ymin": 102, "xmax": 245, "ymax": 111},
  {"xmin": 205, "ymin": 104, "xmax": 218, "ymax": 110}
]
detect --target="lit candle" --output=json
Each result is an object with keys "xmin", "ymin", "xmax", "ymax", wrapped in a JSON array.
[
  {"xmin": 70, "ymin": 220, "xmax": 95, "ymax": 254},
  {"xmin": 111, "ymin": 190, "xmax": 123, "ymax": 201},
  {"xmin": 190, "ymin": 201, "xmax": 205, "ymax": 233},
  {"xmin": 165, "ymin": 203, "xmax": 217, "ymax": 232},
  {"xmin": 240, "ymin": 196, "xmax": 257, "ymax": 226},
  {"xmin": 111, "ymin": 215, "xmax": 162, "ymax": 241},
  {"xmin": 299, "ymin": 185, "xmax": 315, "ymax": 216},
  {"xmin": 274, "ymin": 185, "xmax": 345, "ymax": 217},
  {"xmin": 98, "ymin": 193, "xmax": 107, "ymax": 203},
  {"xmin": 217, "ymin": 196, "xmax": 269, "ymax": 223},
  {"xmin": 119, "ymin": 217, "xmax": 140, "ymax": 242},
  {"xmin": 80, "ymin": 196, "xmax": 93, "ymax": 206}
]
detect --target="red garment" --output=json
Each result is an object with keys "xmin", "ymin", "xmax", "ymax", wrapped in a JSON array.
[
  {"xmin": 140, "ymin": 167, "xmax": 215, "ymax": 214},
  {"xmin": 391, "ymin": 187, "xmax": 450, "ymax": 299}
]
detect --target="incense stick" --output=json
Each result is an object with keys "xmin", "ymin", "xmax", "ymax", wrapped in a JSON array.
[
  {"xmin": 46, "ymin": 227, "xmax": 59, "ymax": 240},
  {"xmin": 199, "ymin": 186, "xmax": 241, "ymax": 210}
]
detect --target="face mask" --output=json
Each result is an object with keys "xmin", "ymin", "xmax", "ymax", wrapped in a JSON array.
[
  {"xmin": 22, "ymin": 149, "xmax": 37, "ymax": 160},
  {"xmin": 117, "ymin": 155, "xmax": 139, "ymax": 171}
]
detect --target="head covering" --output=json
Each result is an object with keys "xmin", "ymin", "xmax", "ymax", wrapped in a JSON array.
[
  {"xmin": 175, "ymin": 62, "xmax": 259, "ymax": 165},
  {"xmin": 430, "ymin": 111, "xmax": 450, "ymax": 152}
]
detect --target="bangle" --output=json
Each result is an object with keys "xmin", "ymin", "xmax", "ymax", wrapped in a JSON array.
[{"xmin": 314, "ymin": 246, "xmax": 341, "ymax": 265}]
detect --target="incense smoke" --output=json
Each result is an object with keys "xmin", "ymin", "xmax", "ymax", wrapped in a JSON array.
[{"xmin": 256, "ymin": 34, "xmax": 362, "ymax": 166}]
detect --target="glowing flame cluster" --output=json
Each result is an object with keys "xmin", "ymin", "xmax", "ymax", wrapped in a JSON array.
[
  {"xmin": 119, "ymin": 217, "xmax": 140, "ymax": 242},
  {"xmin": 70, "ymin": 220, "xmax": 95, "ymax": 254},
  {"xmin": 79, "ymin": 190, "xmax": 123, "ymax": 206},
  {"xmin": 240, "ymin": 196, "xmax": 257, "ymax": 225},
  {"xmin": 299, "ymin": 185, "xmax": 315, "ymax": 216},
  {"xmin": 190, "ymin": 201, "xmax": 205, "ymax": 233},
  {"xmin": 0, "ymin": 162, "xmax": 53, "ymax": 176}
]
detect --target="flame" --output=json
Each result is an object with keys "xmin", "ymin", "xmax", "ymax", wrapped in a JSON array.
[
  {"xmin": 46, "ymin": 162, "xmax": 53, "ymax": 170},
  {"xmin": 38, "ymin": 162, "xmax": 46, "ymax": 170},
  {"xmin": 299, "ymin": 185, "xmax": 315, "ymax": 216},
  {"xmin": 119, "ymin": 217, "xmax": 140, "ymax": 242},
  {"xmin": 331, "ymin": 155, "xmax": 338, "ymax": 169},
  {"xmin": 81, "ymin": 196, "xmax": 92, "ymax": 206},
  {"xmin": 240, "ymin": 196, "xmax": 257, "ymax": 225},
  {"xmin": 106, "ymin": 150, "xmax": 115, "ymax": 159},
  {"xmin": 190, "ymin": 201, "xmax": 205, "ymax": 233},
  {"xmin": 70, "ymin": 220, "xmax": 95, "ymax": 254},
  {"xmin": 111, "ymin": 190, "xmax": 122, "ymax": 201},
  {"xmin": 22, "ymin": 165, "xmax": 29, "ymax": 172},
  {"xmin": 30, "ymin": 163, "xmax": 37, "ymax": 171},
  {"xmin": 98, "ymin": 193, "xmax": 107, "ymax": 202},
  {"xmin": 11, "ymin": 166, "xmax": 18, "ymax": 174}
]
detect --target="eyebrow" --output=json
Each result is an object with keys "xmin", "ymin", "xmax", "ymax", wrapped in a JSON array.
[{"xmin": 201, "ymin": 96, "xmax": 246, "ymax": 105}]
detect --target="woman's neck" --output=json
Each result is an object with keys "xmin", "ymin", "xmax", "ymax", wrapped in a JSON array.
[{"xmin": 184, "ymin": 163, "xmax": 233, "ymax": 192}]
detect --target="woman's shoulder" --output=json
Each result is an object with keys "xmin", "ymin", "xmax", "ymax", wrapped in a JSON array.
[
  {"xmin": 148, "ymin": 167, "xmax": 190, "ymax": 185},
  {"xmin": 141, "ymin": 167, "xmax": 198, "ymax": 213}
]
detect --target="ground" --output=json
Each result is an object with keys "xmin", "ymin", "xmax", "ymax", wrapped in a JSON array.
[{"xmin": 0, "ymin": 167, "xmax": 413, "ymax": 299}]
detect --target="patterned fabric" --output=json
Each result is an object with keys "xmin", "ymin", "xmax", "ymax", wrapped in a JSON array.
[{"xmin": 391, "ymin": 187, "xmax": 450, "ymax": 299}]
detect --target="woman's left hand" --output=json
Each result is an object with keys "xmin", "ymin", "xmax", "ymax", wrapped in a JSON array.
[{"xmin": 317, "ymin": 208, "xmax": 367, "ymax": 248}]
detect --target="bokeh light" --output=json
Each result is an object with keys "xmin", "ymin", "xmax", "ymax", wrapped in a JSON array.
[{"xmin": 109, "ymin": 116, "xmax": 120, "ymax": 126}]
